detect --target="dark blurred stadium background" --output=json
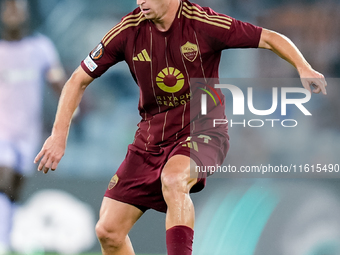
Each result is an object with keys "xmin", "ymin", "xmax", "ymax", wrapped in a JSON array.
[{"xmin": 12, "ymin": 0, "xmax": 340, "ymax": 254}]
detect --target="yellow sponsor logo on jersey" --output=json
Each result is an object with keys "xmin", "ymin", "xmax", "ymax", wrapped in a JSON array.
[
  {"xmin": 157, "ymin": 93, "xmax": 191, "ymax": 107},
  {"xmin": 133, "ymin": 49, "xmax": 151, "ymax": 62},
  {"xmin": 156, "ymin": 67, "xmax": 185, "ymax": 93}
]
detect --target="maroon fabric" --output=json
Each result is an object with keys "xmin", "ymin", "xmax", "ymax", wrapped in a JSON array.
[
  {"xmin": 81, "ymin": 0, "xmax": 262, "ymax": 149},
  {"xmin": 166, "ymin": 225, "xmax": 194, "ymax": 255},
  {"xmin": 87, "ymin": 0, "xmax": 257, "ymax": 212},
  {"xmin": 104, "ymin": 132, "xmax": 229, "ymax": 213}
]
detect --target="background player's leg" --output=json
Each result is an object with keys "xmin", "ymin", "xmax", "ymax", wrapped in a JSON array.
[
  {"xmin": 95, "ymin": 197, "xmax": 144, "ymax": 255},
  {"xmin": 161, "ymin": 155, "xmax": 198, "ymax": 255},
  {"xmin": 0, "ymin": 167, "xmax": 24, "ymax": 254},
  {"xmin": 0, "ymin": 191, "xmax": 11, "ymax": 255}
]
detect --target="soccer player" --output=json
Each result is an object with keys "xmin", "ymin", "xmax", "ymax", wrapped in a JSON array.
[
  {"xmin": 0, "ymin": 0, "xmax": 65, "ymax": 253},
  {"xmin": 34, "ymin": 0, "xmax": 327, "ymax": 254}
]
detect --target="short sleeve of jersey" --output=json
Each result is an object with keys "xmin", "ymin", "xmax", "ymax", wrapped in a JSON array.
[
  {"xmin": 224, "ymin": 18, "xmax": 262, "ymax": 49},
  {"xmin": 197, "ymin": 6, "xmax": 262, "ymax": 51},
  {"xmin": 81, "ymin": 23, "xmax": 126, "ymax": 78}
]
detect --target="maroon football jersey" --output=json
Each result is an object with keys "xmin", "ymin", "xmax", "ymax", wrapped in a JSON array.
[{"xmin": 81, "ymin": 0, "xmax": 262, "ymax": 151}]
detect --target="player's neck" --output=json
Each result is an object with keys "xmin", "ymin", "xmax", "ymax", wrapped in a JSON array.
[
  {"xmin": 2, "ymin": 29, "xmax": 25, "ymax": 41},
  {"xmin": 153, "ymin": 0, "xmax": 180, "ymax": 32}
]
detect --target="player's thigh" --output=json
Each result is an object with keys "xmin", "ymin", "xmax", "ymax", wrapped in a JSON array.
[
  {"xmin": 0, "ymin": 167, "xmax": 14, "ymax": 189},
  {"xmin": 161, "ymin": 155, "xmax": 198, "ymax": 192},
  {"xmin": 0, "ymin": 167, "xmax": 24, "ymax": 201},
  {"xmin": 96, "ymin": 197, "xmax": 144, "ymax": 236}
]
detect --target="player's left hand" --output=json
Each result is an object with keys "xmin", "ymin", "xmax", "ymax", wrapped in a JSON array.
[{"xmin": 299, "ymin": 67, "xmax": 327, "ymax": 95}]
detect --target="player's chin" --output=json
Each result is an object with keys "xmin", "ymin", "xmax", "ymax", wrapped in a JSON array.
[
  {"xmin": 143, "ymin": 14, "xmax": 153, "ymax": 20},
  {"xmin": 141, "ymin": 11, "xmax": 155, "ymax": 19}
]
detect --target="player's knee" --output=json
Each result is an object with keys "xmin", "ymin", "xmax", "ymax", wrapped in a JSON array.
[
  {"xmin": 161, "ymin": 172, "xmax": 188, "ymax": 196},
  {"xmin": 95, "ymin": 221, "xmax": 126, "ymax": 250}
]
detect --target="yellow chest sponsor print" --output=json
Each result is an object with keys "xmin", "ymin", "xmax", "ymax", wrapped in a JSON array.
[{"xmin": 156, "ymin": 67, "xmax": 185, "ymax": 93}]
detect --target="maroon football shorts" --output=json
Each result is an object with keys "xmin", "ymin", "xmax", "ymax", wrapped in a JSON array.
[{"xmin": 104, "ymin": 132, "xmax": 229, "ymax": 213}]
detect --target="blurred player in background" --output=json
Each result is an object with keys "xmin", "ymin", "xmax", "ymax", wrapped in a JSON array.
[
  {"xmin": 0, "ymin": 0, "xmax": 66, "ymax": 253},
  {"xmin": 34, "ymin": 0, "xmax": 327, "ymax": 254}
]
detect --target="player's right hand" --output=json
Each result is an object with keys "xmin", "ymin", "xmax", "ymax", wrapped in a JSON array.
[
  {"xmin": 34, "ymin": 135, "xmax": 66, "ymax": 174},
  {"xmin": 299, "ymin": 67, "xmax": 327, "ymax": 95}
]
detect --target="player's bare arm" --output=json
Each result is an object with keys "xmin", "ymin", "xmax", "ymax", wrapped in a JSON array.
[
  {"xmin": 258, "ymin": 28, "xmax": 327, "ymax": 95},
  {"xmin": 46, "ymin": 65, "xmax": 67, "ymax": 95},
  {"xmin": 34, "ymin": 67, "xmax": 94, "ymax": 174}
]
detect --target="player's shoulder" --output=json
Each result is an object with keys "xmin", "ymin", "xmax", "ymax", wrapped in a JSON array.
[
  {"xmin": 119, "ymin": 7, "xmax": 146, "ymax": 25},
  {"xmin": 101, "ymin": 7, "xmax": 147, "ymax": 46},
  {"xmin": 181, "ymin": 0, "xmax": 233, "ymax": 29},
  {"xmin": 25, "ymin": 33, "xmax": 55, "ymax": 47},
  {"xmin": 182, "ymin": 0, "xmax": 230, "ymax": 16}
]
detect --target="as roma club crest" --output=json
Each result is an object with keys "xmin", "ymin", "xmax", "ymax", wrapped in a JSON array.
[
  {"xmin": 108, "ymin": 174, "xmax": 119, "ymax": 190},
  {"xmin": 181, "ymin": 41, "xmax": 198, "ymax": 62}
]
